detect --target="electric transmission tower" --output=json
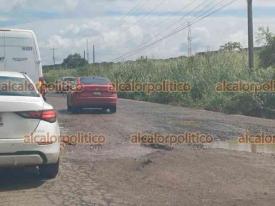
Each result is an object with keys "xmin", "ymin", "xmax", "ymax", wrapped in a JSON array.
[
  {"xmin": 86, "ymin": 39, "xmax": 90, "ymax": 63},
  {"xmin": 93, "ymin": 44, "xmax": 95, "ymax": 64},
  {"xmin": 52, "ymin": 48, "xmax": 56, "ymax": 66},
  {"xmin": 187, "ymin": 22, "xmax": 192, "ymax": 57}
]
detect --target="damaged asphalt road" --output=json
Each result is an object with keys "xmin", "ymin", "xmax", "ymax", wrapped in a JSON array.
[{"xmin": 1, "ymin": 94, "xmax": 275, "ymax": 206}]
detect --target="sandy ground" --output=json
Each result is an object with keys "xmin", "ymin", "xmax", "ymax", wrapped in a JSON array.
[{"xmin": 1, "ymin": 94, "xmax": 275, "ymax": 206}]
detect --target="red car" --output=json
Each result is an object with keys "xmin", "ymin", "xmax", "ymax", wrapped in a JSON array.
[{"xmin": 67, "ymin": 76, "xmax": 117, "ymax": 113}]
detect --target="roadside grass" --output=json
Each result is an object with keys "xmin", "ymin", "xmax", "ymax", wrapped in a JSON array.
[{"xmin": 44, "ymin": 51, "xmax": 275, "ymax": 118}]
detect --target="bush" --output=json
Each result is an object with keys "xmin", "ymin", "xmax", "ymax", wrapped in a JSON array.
[
  {"xmin": 223, "ymin": 93, "xmax": 264, "ymax": 117},
  {"xmin": 258, "ymin": 27, "xmax": 275, "ymax": 68},
  {"xmin": 62, "ymin": 53, "xmax": 88, "ymax": 68}
]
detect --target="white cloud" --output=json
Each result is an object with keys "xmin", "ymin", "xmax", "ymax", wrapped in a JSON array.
[
  {"xmin": 45, "ymin": 35, "xmax": 72, "ymax": 49},
  {"xmin": 64, "ymin": 0, "xmax": 79, "ymax": 11},
  {"xmin": 2, "ymin": 0, "xmax": 275, "ymax": 64}
]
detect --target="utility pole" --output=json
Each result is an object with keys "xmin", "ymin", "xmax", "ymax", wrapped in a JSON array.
[
  {"xmin": 187, "ymin": 22, "xmax": 192, "ymax": 57},
  {"xmin": 247, "ymin": 0, "xmax": 254, "ymax": 70},
  {"xmin": 84, "ymin": 50, "xmax": 86, "ymax": 60},
  {"xmin": 52, "ymin": 48, "xmax": 56, "ymax": 66},
  {"xmin": 86, "ymin": 39, "xmax": 90, "ymax": 63},
  {"xmin": 93, "ymin": 44, "xmax": 95, "ymax": 64}
]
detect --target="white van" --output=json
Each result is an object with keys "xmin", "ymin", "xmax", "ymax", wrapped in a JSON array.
[{"xmin": 0, "ymin": 29, "xmax": 43, "ymax": 83}]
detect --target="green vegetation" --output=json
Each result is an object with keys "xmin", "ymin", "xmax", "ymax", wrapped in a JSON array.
[
  {"xmin": 257, "ymin": 27, "xmax": 275, "ymax": 68},
  {"xmin": 220, "ymin": 41, "xmax": 242, "ymax": 52},
  {"xmin": 62, "ymin": 53, "xmax": 88, "ymax": 68},
  {"xmin": 44, "ymin": 30, "xmax": 275, "ymax": 118}
]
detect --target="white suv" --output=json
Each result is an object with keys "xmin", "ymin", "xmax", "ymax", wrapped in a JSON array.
[{"xmin": 0, "ymin": 71, "xmax": 60, "ymax": 179}]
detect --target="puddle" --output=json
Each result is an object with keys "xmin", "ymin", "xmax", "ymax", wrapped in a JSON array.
[{"xmin": 205, "ymin": 139, "xmax": 275, "ymax": 154}]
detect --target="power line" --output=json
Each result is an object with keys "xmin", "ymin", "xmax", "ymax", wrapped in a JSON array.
[
  {"xmin": 118, "ymin": 0, "xmax": 203, "ymax": 55},
  {"xmin": 113, "ymin": 0, "xmax": 222, "ymax": 61},
  {"xmin": 114, "ymin": 0, "xmax": 237, "ymax": 61},
  {"xmin": 116, "ymin": 0, "xmax": 218, "ymax": 56},
  {"xmin": 145, "ymin": 0, "xmax": 202, "ymax": 36},
  {"xmin": 119, "ymin": 0, "xmax": 171, "ymax": 50},
  {"xmin": 121, "ymin": 0, "xmax": 146, "ymax": 19},
  {"xmin": 133, "ymin": 0, "xmax": 168, "ymax": 26},
  {"xmin": 112, "ymin": 0, "xmax": 237, "ymax": 62},
  {"xmin": 144, "ymin": 0, "xmax": 217, "ymax": 48},
  {"xmin": 120, "ymin": 0, "xmax": 232, "ymax": 60},
  {"xmin": 117, "ymin": 0, "xmax": 171, "ymax": 30},
  {"xmin": 117, "ymin": 0, "xmax": 149, "ymax": 28},
  {"xmin": 168, "ymin": 0, "xmax": 218, "ymax": 30}
]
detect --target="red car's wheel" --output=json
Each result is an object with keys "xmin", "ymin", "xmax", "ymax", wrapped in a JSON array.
[
  {"xmin": 71, "ymin": 106, "xmax": 80, "ymax": 114},
  {"xmin": 109, "ymin": 106, "xmax": 117, "ymax": 113}
]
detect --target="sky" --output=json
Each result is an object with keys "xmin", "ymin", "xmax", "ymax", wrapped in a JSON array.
[{"xmin": 0, "ymin": 0, "xmax": 274, "ymax": 65}]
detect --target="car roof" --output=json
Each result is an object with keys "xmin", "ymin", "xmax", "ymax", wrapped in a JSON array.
[
  {"xmin": 0, "ymin": 28, "xmax": 34, "ymax": 33},
  {"xmin": 80, "ymin": 76, "xmax": 109, "ymax": 80},
  {"xmin": 61, "ymin": 77, "xmax": 76, "ymax": 79},
  {"xmin": 0, "ymin": 71, "xmax": 26, "ymax": 78},
  {"xmin": 0, "ymin": 29, "xmax": 35, "ymax": 39}
]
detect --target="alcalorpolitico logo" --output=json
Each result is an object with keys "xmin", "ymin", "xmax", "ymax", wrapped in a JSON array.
[
  {"xmin": 111, "ymin": 80, "xmax": 191, "ymax": 94},
  {"xmin": 130, "ymin": 132, "xmax": 214, "ymax": 145},
  {"xmin": 216, "ymin": 80, "xmax": 275, "ymax": 93},
  {"xmin": 239, "ymin": 130, "xmax": 275, "ymax": 144},
  {"xmin": 24, "ymin": 132, "xmax": 106, "ymax": 145}
]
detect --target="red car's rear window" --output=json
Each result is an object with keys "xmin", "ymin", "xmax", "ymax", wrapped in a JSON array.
[{"xmin": 80, "ymin": 77, "xmax": 111, "ymax": 85}]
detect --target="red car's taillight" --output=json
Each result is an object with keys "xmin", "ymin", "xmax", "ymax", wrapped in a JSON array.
[
  {"xmin": 107, "ymin": 85, "xmax": 117, "ymax": 94},
  {"xmin": 16, "ymin": 109, "xmax": 57, "ymax": 123},
  {"xmin": 76, "ymin": 84, "xmax": 84, "ymax": 92}
]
